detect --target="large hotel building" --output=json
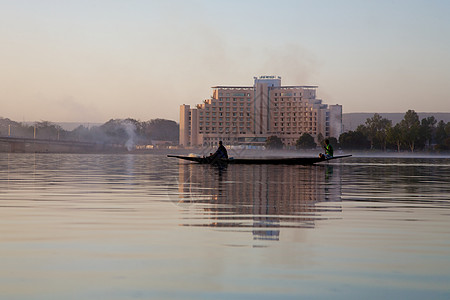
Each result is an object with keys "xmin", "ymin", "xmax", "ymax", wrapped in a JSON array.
[{"xmin": 180, "ymin": 76, "xmax": 342, "ymax": 147}]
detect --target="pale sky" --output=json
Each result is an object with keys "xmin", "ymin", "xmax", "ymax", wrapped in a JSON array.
[{"xmin": 1, "ymin": 0, "xmax": 449, "ymax": 123}]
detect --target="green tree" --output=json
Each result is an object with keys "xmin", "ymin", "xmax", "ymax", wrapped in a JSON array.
[
  {"xmin": 34, "ymin": 121, "xmax": 66, "ymax": 140},
  {"xmin": 100, "ymin": 119, "xmax": 131, "ymax": 144},
  {"xmin": 387, "ymin": 123, "xmax": 402, "ymax": 152},
  {"xmin": 316, "ymin": 133, "xmax": 325, "ymax": 146},
  {"xmin": 265, "ymin": 135, "xmax": 284, "ymax": 149},
  {"xmin": 435, "ymin": 120, "xmax": 447, "ymax": 144},
  {"xmin": 339, "ymin": 131, "xmax": 370, "ymax": 150},
  {"xmin": 296, "ymin": 133, "xmax": 316, "ymax": 149},
  {"xmin": 418, "ymin": 116, "xmax": 437, "ymax": 149},
  {"xmin": 399, "ymin": 110, "xmax": 420, "ymax": 152},
  {"xmin": 0, "ymin": 118, "xmax": 33, "ymax": 138},
  {"xmin": 359, "ymin": 113, "xmax": 392, "ymax": 150},
  {"xmin": 435, "ymin": 121, "xmax": 450, "ymax": 150},
  {"xmin": 143, "ymin": 119, "xmax": 179, "ymax": 142},
  {"xmin": 375, "ymin": 118, "xmax": 392, "ymax": 151}
]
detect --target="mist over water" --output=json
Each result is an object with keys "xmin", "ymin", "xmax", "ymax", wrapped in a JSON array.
[{"xmin": 0, "ymin": 153, "xmax": 449, "ymax": 299}]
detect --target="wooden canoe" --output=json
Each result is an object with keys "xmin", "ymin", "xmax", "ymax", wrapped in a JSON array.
[{"xmin": 167, "ymin": 154, "xmax": 352, "ymax": 165}]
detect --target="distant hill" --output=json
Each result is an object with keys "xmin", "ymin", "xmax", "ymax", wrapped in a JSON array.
[{"xmin": 343, "ymin": 112, "xmax": 450, "ymax": 132}]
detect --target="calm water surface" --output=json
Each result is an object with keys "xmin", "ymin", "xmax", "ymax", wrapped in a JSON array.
[{"xmin": 0, "ymin": 153, "xmax": 449, "ymax": 299}]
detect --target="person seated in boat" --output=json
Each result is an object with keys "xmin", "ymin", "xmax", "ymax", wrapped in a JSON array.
[
  {"xmin": 203, "ymin": 153, "xmax": 213, "ymax": 158},
  {"xmin": 323, "ymin": 139, "xmax": 333, "ymax": 158},
  {"xmin": 212, "ymin": 141, "xmax": 228, "ymax": 160}
]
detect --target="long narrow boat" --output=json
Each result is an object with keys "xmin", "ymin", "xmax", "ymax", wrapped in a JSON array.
[{"xmin": 167, "ymin": 154, "xmax": 352, "ymax": 165}]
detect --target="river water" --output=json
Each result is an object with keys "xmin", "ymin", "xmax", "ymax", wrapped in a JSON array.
[{"xmin": 0, "ymin": 153, "xmax": 449, "ymax": 299}]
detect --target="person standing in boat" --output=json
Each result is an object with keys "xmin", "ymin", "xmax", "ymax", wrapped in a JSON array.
[
  {"xmin": 213, "ymin": 141, "xmax": 228, "ymax": 159},
  {"xmin": 323, "ymin": 139, "xmax": 333, "ymax": 158}
]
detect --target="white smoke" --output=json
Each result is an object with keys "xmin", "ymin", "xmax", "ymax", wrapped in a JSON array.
[{"xmin": 123, "ymin": 121, "xmax": 137, "ymax": 151}]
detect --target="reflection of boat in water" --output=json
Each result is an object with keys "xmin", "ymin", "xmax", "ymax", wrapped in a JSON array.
[
  {"xmin": 174, "ymin": 163, "xmax": 343, "ymax": 241},
  {"xmin": 168, "ymin": 154, "xmax": 351, "ymax": 165}
]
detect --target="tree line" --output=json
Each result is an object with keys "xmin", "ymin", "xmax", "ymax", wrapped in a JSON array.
[
  {"xmin": 0, "ymin": 118, "xmax": 179, "ymax": 146},
  {"xmin": 266, "ymin": 110, "xmax": 450, "ymax": 152}
]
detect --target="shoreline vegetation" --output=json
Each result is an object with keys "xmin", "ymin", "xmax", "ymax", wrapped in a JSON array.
[
  {"xmin": 1, "ymin": 110, "xmax": 449, "ymax": 154},
  {"xmin": 0, "ymin": 118, "xmax": 179, "ymax": 153},
  {"xmin": 272, "ymin": 110, "xmax": 450, "ymax": 153}
]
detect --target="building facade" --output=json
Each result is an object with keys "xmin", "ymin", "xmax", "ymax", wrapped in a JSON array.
[{"xmin": 180, "ymin": 76, "xmax": 342, "ymax": 147}]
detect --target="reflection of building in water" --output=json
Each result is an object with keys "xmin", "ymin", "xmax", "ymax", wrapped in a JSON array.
[{"xmin": 177, "ymin": 163, "xmax": 342, "ymax": 241}]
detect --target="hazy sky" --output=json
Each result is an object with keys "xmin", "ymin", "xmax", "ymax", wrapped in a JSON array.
[{"xmin": 1, "ymin": 0, "xmax": 449, "ymax": 123}]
